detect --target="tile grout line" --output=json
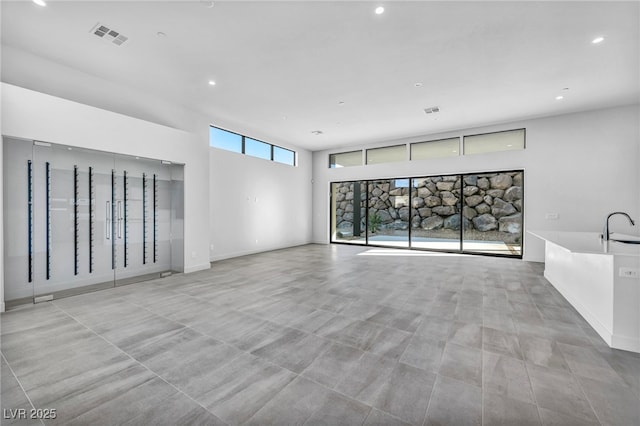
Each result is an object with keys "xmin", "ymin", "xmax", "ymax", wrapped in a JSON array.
[
  {"xmin": 140, "ymin": 283, "xmax": 423, "ymax": 370},
  {"xmin": 0, "ymin": 352, "xmax": 46, "ymax": 426},
  {"xmin": 84, "ymin": 294, "xmax": 386, "ymax": 425},
  {"xmin": 356, "ymin": 408, "xmax": 375, "ymax": 426},
  {"xmin": 520, "ymin": 352, "xmax": 547, "ymax": 425},
  {"xmin": 49, "ymin": 302, "xmax": 232, "ymax": 426},
  {"xmin": 420, "ymin": 323, "xmax": 450, "ymax": 426},
  {"xmin": 522, "ymin": 351, "xmax": 604, "ymax": 426},
  {"xmin": 519, "ymin": 275, "xmax": 611, "ymax": 426},
  {"xmin": 481, "ymin": 299, "xmax": 485, "ymax": 426},
  {"xmin": 569, "ymin": 364, "xmax": 605, "ymax": 426},
  {"xmin": 493, "ymin": 279, "xmax": 543, "ymax": 426}
]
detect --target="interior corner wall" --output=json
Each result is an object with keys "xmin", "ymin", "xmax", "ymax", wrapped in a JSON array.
[
  {"xmin": 0, "ymin": 133, "xmax": 4, "ymax": 312},
  {"xmin": 209, "ymin": 147, "xmax": 313, "ymax": 261},
  {"xmin": 1, "ymin": 83, "xmax": 211, "ymax": 282},
  {"xmin": 312, "ymin": 104, "xmax": 640, "ymax": 263},
  {"xmin": 637, "ymin": 108, "xmax": 640, "ymax": 222}
]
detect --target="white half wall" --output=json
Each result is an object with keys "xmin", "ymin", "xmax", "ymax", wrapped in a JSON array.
[
  {"xmin": 312, "ymin": 104, "xmax": 640, "ymax": 262},
  {"xmin": 209, "ymin": 147, "xmax": 313, "ymax": 261},
  {"xmin": 1, "ymin": 83, "xmax": 211, "ymax": 281}
]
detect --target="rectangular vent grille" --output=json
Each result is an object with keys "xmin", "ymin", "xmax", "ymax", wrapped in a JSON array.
[
  {"xmin": 90, "ymin": 23, "xmax": 128, "ymax": 46},
  {"xmin": 424, "ymin": 106, "xmax": 440, "ymax": 114}
]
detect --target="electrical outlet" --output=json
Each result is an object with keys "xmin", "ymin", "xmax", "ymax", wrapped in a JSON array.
[
  {"xmin": 619, "ymin": 268, "xmax": 639, "ymax": 278},
  {"xmin": 545, "ymin": 213, "xmax": 559, "ymax": 220}
]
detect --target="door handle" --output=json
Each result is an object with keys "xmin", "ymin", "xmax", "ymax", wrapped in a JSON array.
[
  {"xmin": 106, "ymin": 201, "xmax": 111, "ymax": 239},
  {"xmin": 117, "ymin": 200, "xmax": 123, "ymax": 239}
]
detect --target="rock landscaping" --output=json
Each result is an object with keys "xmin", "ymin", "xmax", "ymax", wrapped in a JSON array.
[{"xmin": 334, "ymin": 171, "xmax": 523, "ymax": 244}]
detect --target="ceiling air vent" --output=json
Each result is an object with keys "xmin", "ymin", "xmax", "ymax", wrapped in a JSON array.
[
  {"xmin": 90, "ymin": 23, "xmax": 128, "ymax": 46},
  {"xmin": 424, "ymin": 106, "xmax": 440, "ymax": 114}
]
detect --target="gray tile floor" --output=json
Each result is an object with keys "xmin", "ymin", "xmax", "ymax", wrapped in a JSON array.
[{"xmin": 2, "ymin": 244, "xmax": 639, "ymax": 425}]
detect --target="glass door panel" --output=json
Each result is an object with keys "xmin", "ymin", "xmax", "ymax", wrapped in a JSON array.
[
  {"xmin": 3, "ymin": 138, "xmax": 36, "ymax": 302},
  {"xmin": 410, "ymin": 176, "xmax": 462, "ymax": 251},
  {"xmin": 113, "ymin": 155, "xmax": 173, "ymax": 284},
  {"xmin": 32, "ymin": 144, "xmax": 116, "ymax": 299},
  {"xmin": 331, "ymin": 181, "xmax": 366, "ymax": 244},
  {"xmin": 461, "ymin": 172, "xmax": 523, "ymax": 256},
  {"xmin": 367, "ymin": 179, "xmax": 409, "ymax": 248}
]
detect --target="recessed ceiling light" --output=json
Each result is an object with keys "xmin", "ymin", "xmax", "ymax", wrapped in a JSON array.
[
  {"xmin": 33, "ymin": 0, "xmax": 46, "ymax": 6},
  {"xmin": 200, "ymin": 1, "xmax": 215, "ymax": 8},
  {"xmin": 338, "ymin": 101, "xmax": 345, "ymax": 106},
  {"xmin": 375, "ymin": 6, "xmax": 385, "ymax": 15},
  {"xmin": 311, "ymin": 130, "xmax": 323, "ymax": 135},
  {"xmin": 208, "ymin": 80, "xmax": 216, "ymax": 86},
  {"xmin": 452, "ymin": 150, "xmax": 457, "ymax": 153},
  {"xmin": 157, "ymin": 31, "xmax": 167, "ymax": 37},
  {"xmin": 555, "ymin": 95, "xmax": 564, "ymax": 100},
  {"xmin": 506, "ymin": 144, "xmax": 513, "ymax": 147},
  {"xmin": 592, "ymin": 36, "xmax": 604, "ymax": 44},
  {"xmin": 414, "ymin": 82, "xmax": 423, "ymax": 87}
]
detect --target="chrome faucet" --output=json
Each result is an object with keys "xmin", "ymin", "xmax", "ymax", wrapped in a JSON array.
[{"xmin": 602, "ymin": 212, "xmax": 636, "ymax": 241}]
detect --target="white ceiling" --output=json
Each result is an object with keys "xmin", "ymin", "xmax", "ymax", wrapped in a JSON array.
[{"xmin": 2, "ymin": 0, "xmax": 639, "ymax": 151}]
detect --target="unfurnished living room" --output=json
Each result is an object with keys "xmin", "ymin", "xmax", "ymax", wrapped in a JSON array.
[{"xmin": 1, "ymin": 1, "xmax": 639, "ymax": 425}]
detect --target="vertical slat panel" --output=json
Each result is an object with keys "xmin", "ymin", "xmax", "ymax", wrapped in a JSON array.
[
  {"xmin": 89, "ymin": 166, "xmax": 93, "ymax": 273},
  {"xmin": 27, "ymin": 160, "xmax": 33, "ymax": 283},
  {"xmin": 45, "ymin": 161, "xmax": 51, "ymax": 280},
  {"xmin": 74, "ymin": 165, "xmax": 79, "ymax": 275}
]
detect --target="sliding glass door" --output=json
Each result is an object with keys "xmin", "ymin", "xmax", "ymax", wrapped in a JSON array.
[
  {"xmin": 410, "ymin": 176, "xmax": 462, "ymax": 251},
  {"xmin": 366, "ymin": 179, "xmax": 410, "ymax": 248},
  {"xmin": 461, "ymin": 171, "xmax": 523, "ymax": 255},
  {"xmin": 331, "ymin": 181, "xmax": 366, "ymax": 244},
  {"xmin": 330, "ymin": 170, "xmax": 523, "ymax": 258}
]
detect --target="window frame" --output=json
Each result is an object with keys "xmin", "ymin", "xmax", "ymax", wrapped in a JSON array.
[
  {"xmin": 410, "ymin": 137, "xmax": 461, "ymax": 160},
  {"xmin": 329, "ymin": 150, "xmax": 363, "ymax": 168},
  {"xmin": 209, "ymin": 125, "xmax": 296, "ymax": 166},
  {"xmin": 462, "ymin": 128, "xmax": 526, "ymax": 155},
  {"xmin": 209, "ymin": 126, "xmax": 244, "ymax": 154},
  {"xmin": 365, "ymin": 144, "xmax": 407, "ymax": 165}
]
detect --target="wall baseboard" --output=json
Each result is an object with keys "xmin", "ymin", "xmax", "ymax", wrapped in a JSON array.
[
  {"xmin": 209, "ymin": 241, "xmax": 313, "ymax": 263},
  {"xmin": 611, "ymin": 334, "xmax": 640, "ymax": 353},
  {"xmin": 184, "ymin": 263, "xmax": 211, "ymax": 274}
]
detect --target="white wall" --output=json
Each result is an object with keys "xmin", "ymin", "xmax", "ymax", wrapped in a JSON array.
[
  {"xmin": 1, "ymin": 1, "xmax": 5, "ymax": 312},
  {"xmin": 312, "ymin": 104, "xmax": 640, "ymax": 262},
  {"xmin": 2, "ymin": 46, "xmax": 200, "ymax": 134},
  {"xmin": 209, "ymin": 147, "xmax": 313, "ymax": 261},
  {"xmin": 1, "ymin": 84, "xmax": 211, "ymax": 280},
  {"xmin": 0, "ymin": 106, "xmax": 3, "ymax": 312}
]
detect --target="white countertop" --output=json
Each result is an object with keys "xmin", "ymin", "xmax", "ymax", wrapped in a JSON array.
[{"xmin": 529, "ymin": 231, "xmax": 640, "ymax": 257}]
